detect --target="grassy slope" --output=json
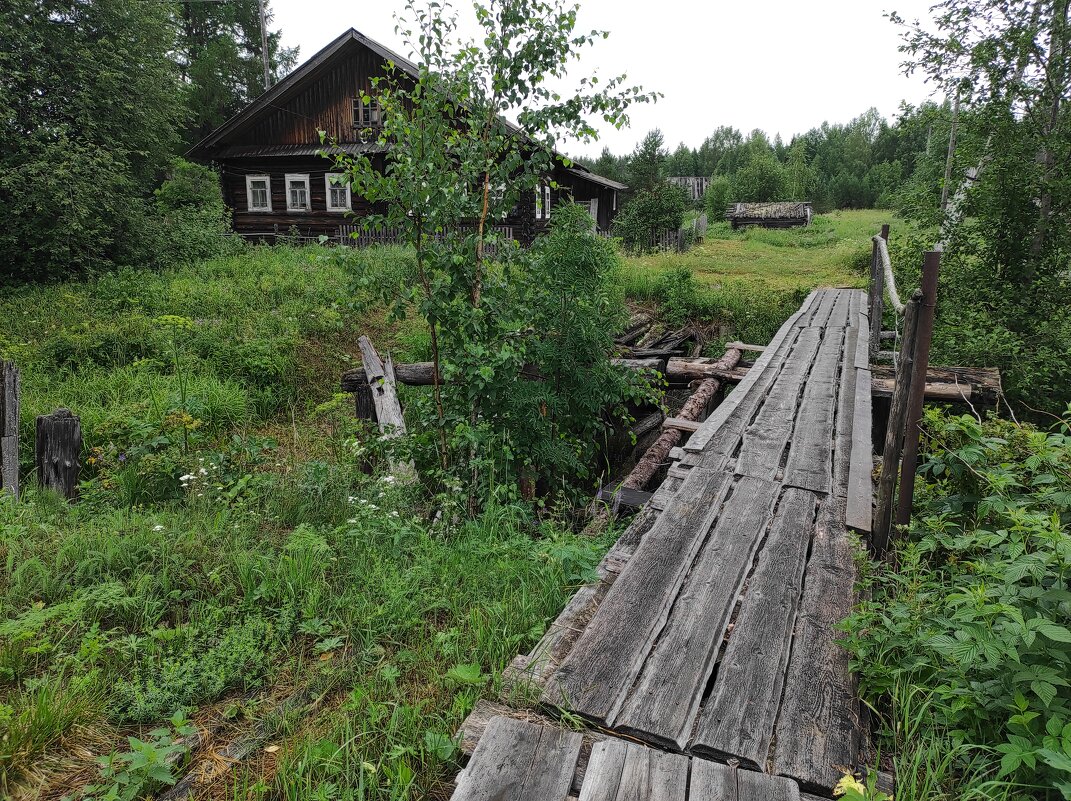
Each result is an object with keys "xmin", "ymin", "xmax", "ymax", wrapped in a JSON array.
[
  {"xmin": 621, "ymin": 209, "xmax": 888, "ymax": 291},
  {"xmin": 0, "ymin": 213, "xmax": 889, "ymax": 799}
]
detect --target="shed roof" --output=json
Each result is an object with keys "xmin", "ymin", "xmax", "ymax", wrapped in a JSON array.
[
  {"xmin": 728, "ymin": 202, "xmax": 811, "ymax": 220},
  {"xmin": 565, "ymin": 167, "xmax": 627, "ymax": 191}
]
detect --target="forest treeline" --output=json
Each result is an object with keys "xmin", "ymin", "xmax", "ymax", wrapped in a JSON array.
[
  {"xmin": 0, "ymin": 0, "xmax": 296, "ymax": 281},
  {"xmin": 582, "ymin": 104, "xmax": 949, "ymax": 213}
]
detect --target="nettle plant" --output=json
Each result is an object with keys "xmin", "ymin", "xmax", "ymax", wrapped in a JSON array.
[
  {"xmin": 843, "ymin": 408, "xmax": 1071, "ymax": 795},
  {"xmin": 327, "ymin": 0, "xmax": 656, "ymax": 504}
]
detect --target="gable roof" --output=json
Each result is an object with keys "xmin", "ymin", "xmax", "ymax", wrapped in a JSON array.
[
  {"xmin": 188, "ymin": 28, "xmax": 627, "ymax": 191},
  {"xmin": 187, "ymin": 28, "xmax": 416, "ymax": 157}
]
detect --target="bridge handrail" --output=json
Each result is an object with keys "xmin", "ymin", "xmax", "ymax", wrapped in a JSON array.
[{"xmin": 872, "ymin": 234, "xmax": 905, "ymax": 315}]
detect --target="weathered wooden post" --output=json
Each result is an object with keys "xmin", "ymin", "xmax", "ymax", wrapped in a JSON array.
[
  {"xmin": 36, "ymin": 409, "xmax": 82, "ymax": 500},
  {"xmin": 895, "ymin": 251, "xmax": 941, "ymax": 529},
  {"xmin": 867, "ymin": 224, "xmax": 890, "ymax": 359},
  {"xmin": 0, "ymin": 361, "xmax": 19, "ymax": 497},
  {"xmin": 872, "ymin": 291, "xmax": 921, "ymax": 555}
]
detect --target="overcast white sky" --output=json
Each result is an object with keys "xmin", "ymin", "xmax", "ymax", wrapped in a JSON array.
[{"xmin": 271, "ymin": 0, "xmax": 942, "ymax": 158}]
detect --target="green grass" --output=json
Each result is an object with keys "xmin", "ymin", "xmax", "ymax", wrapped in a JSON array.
[
  {"xmin": 0, "ymin": 245, "xmax": 613, "ymax": 799},
  {"xmin": 620, "ymin": 209, "xmax": 890, "ymax": 292},
  {"xmin": 612, "ymin": 210, "xmax": 894, "ymax": 348}
]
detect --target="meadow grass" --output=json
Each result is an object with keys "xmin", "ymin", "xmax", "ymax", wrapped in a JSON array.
[{"xmin": 613, "ymin": 209, "xmax": 893, "ymax": 347}]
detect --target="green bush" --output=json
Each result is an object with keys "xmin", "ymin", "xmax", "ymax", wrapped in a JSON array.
[
  {"xmin": 842, "ymin": 409, "xmax": 1071, "ymax": 796},
  {"xmin": 703, "ymin": 175, "xmax": 733, "ymax": 221},
  {"xmin": 612, "ymin": 182, "xmax": 690, "ymax": 254}
]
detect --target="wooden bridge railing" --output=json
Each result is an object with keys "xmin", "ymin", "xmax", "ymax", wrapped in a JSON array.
[{"xmin": 869, "ymin": 226, "xmax": 942, "ymax": 555}]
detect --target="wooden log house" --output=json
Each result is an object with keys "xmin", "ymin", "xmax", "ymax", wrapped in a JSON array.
[{"xmin": 187, "ymin": 28, "xmax": 626, "ymax": 244}]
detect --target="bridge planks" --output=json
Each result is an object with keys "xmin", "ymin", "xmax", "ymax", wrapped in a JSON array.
[
  {"xmin": 453, "ymin": 716, "xmax": 803, "ymax": 801},
  {"xmin": 452, "ymin": 716, "xmax": 581, "ymax": 801},
  {"xmin": 496, "ymin": 289, "xmax": 874, "ymax": 799},
  {"xmin": 691, "ymin": 487, "xmax": 818, "ymax": 767}
]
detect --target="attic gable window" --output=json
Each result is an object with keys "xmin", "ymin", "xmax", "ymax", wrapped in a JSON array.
[
  {"xmin": 246, "ymin": 175, "xmax": 272, "ymax": 212},
  {"xmin": 353, "ymin": 95, "xmax": 381, "ymax": 129},
  {"xmin": 285, "ymin": 173, "xmax": 310, "ymax": 212},
  {"xmin": 325, "ymin": 173, "xmax": 351, "ymax": 212}
]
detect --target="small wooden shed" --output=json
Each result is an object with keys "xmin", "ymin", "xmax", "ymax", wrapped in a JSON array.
[{"xmin": 726, "ymin": 202, "xmax": 812, "ymax": 229}]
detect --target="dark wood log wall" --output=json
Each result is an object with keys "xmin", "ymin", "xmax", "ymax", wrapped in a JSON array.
[{"xmin": 202, "ymin": 39, "xmax": 618, "ymax": 242}]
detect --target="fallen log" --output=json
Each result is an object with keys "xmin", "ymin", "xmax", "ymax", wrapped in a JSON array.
[
  {"xmin": 341, "ymin": 358, "xmax": 665, "ymax": 391},
  {"xmin": 617, "ymin": 347, "xmax": 742, "ymax": 494}
]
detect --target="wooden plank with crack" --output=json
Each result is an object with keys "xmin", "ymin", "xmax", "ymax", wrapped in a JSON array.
[
  {"xmin": 735, "ymin": 327, "xmax": 822, "ymax": 481},
  {"xmin": 686, "ymin": 305, "xmax": 807, "ymax": 453},
  {"xmin": 543, "ymin": 469, "xmax": 734, "ymax": 722},
  {"xmin": 611, "ymin": 476, "xmax": 781, "ymax": 747},
  {"xmin": 769, "ymin": 497, "xmax": 863, "ymax": 790},
  {"xmin": 451, "ymin": 716, "xmax": 581, "ymax": 801},
  {"xmin": 690, "ymin": 487, "xmax": 818, "ymax": 767},
  {"xmin": 782, "ymin": 325, "xmax": 848, "ymax": 494},
  {"xmin": 688, "ymin": 758, "xmax": 800, "ymax": 801},
  {"xmin": 578, "ymin": 739, "xmax": 689, "ymax": 801}
]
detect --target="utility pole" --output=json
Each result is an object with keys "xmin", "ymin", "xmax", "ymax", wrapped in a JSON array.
[{"xmin": 257, "ymin": 0, "xmax": 270, "ymax": 91}]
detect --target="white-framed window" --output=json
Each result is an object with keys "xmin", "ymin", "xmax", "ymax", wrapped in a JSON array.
[
  {"xmin": 325, "ymin": 173, "xmax": 351, "ymax": 212},
  {"xmin": 285, "ymin": 173, "xmax": 310, "ymax": 212},
  {"xmin": 578, "ymin": 197, "xmax": 598, "ymax": 222},
  {"xmin": 245, "ymin": 174, "xmax": 272, "ymax": 212},
  {"xmin": 535, "ymin": 184, "xmax": 552, "ymax": 220}
]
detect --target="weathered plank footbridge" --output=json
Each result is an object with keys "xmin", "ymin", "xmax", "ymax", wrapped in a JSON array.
[
  {"xmin": 331, "ymin": 231, "xmax": 998, "ymax": 800},
  {"xmin": 451, "ymin": 288, "xmax": 875, "ymax": 800}
]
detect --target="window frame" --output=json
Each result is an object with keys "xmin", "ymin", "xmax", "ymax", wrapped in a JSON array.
[
  {"xmin": 535, "ymin": 184, "xmax": 553, "ymax": 221},
  {"xmin": 245, "ymin": 174, "xmax": 272, "ymax": 213},
  {"xmin": 352, "ymin": 95, "xmax": 382, "ymax": 129},
  {"xmin": 325, "ymin": 173, "xmax": 351, "ymax": 212},
  {"xmin": 284, "ymin": 173, "xmax": 311, "ymax": 213}
]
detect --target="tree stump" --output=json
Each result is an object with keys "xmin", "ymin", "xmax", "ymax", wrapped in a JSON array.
[
  {"xmin": 36, "ymin": 408, "xmax": 82, "ymax": 500},
  {"xmin": 0, "ymin": 361, "xmax": 18, "ymax": 497}
]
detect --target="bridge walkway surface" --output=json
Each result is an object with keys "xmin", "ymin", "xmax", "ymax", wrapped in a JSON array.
[{"xmin": 450, "ymin": 288, "xmax": 875, "ymax": 801}]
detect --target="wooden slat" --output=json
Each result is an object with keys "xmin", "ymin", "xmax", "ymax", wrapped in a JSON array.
[
  {"xmin": 803, "ymin": 290, "xmax": 837, "ymax": 329},
  {"xmin": 688, "ymin": 758, "xmax": 800, "ymax": 801},
  {"xmin": 826, "ymin": 289, "xmax": 852, "ymax": 329},
  {"xmin": 452, "ymin": 716, "xmax": 581, "ymax": 801},
  {"xmin": 735, "ymin": 328, "xmax": 821, "ymax": 481},
  {"xmin": 662, "ymin": 416, "xmax": 701, "ymax": 433},
  {"xmin": 686, "ymin": 310, "xmax": 805, "ymax": 453},
  {"xmin": 793, "ymin": 289, "xmax": 823, "ymax": 327},
  {"xmin": 578, "ymin": 740, "xmax": 689, "ymax": 801},
  {"xmin": 691, "ymin": 487, "xmax": 818, "ymax": 767},
  {"xmin": 846, "ymin": 368, "xmax": 874, "ymax": 533},
  {"xmin": 782, "ymin": 326, "xmax": 847, "ymax": 494},
  {"xmin": 853, "ymin": 305, "xmax": 871, "ymax": 369},
  {"xmin": 612, "ymin": 476, "xmax": 780, "ymax": 746},
  {"xmin": 770, "ymin": 496, "xmax": 863, "ymax": 791},
  {"xmin": 545, "ymin": 470, "xmax": 734, "ymax": 721}
]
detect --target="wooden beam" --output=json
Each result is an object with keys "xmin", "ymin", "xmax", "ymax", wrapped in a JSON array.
[
  {"xmin": 662, "ymin": 417, "xmax": 701, "ymax": 433},
  {"xmin": 35, "ymin": 409, "xmax": 81, "ymax": 500},
  {"xmin": 0, "ymin": 361, "xmax": 18, "ymax": 498}
]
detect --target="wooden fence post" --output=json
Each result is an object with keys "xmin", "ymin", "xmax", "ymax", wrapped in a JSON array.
[
  {"xmin": 36, "ymin": 409, "xmax": 82, "ymax": 500},
  {"xmin": 0, "ymin": 361, "xmax": 19, "ymax": 498},
  {"xmin": 895, "ymin": 251, "xmax": 941, "ymax": 529},
  {"xmin": 872, "ymin": 291, "xmax": 921, "ymax": 555},
  {"xmin": 868, "ymin": 224, "xmax": 889, "ymax": 359}
]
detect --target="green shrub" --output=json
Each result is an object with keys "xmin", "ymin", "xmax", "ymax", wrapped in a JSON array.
[
  {"xmin": 842, "ymin": 408, "xmax": 1071, "ymax": 795},
  {"xmin": 612, "ymin": 182, "xmax": 690, "ymax": 254}
]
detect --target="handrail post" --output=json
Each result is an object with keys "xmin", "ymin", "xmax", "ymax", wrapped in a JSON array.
[
  {"xmin": 872, "ymin": 291, "xmax": 921, "ymax": 555},
  {"xmin": 868, "ymin": 224, "xmax": 889, "ymax": 359},
  {"xmin": 894, "ymin": 250, "xmax": 941, "ymax": 530}
]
